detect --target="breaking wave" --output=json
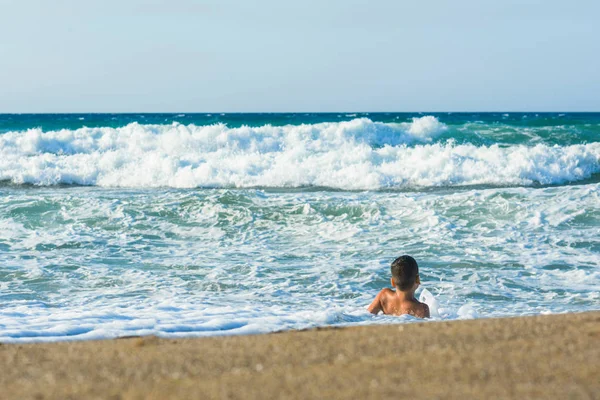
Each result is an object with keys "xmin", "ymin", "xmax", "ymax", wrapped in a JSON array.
[{"xmin": 1, "ymin": 116, "xmax": 599, "ymax": 189}]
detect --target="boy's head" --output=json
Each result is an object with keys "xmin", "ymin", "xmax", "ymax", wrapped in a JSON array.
[{"xmin": 390, "ymin": 255, "xmax": 419, "ymax": 291}]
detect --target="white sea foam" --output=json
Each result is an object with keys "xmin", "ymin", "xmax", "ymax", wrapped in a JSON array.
[
  {"xmin": 1, "ymin": 114, "xmax": 599, "ymax": 342},
  {"xmin": 0, "ymin": 117, "xmax": 598, "ymax": 189},
  {"xmin": 405, "ymin": 115, "xmax": 446, "ymax": 138},
  {"xmin": 1, "ymin": 182, "xmax": 599, "ymax": 342}
]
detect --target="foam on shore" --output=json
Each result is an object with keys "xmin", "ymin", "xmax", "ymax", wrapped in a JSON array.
[{"xmin": 1, "ymin": 312, "xmax": 598, "ymax": 399}]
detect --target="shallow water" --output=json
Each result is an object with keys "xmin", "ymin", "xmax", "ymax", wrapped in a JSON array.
[{"xmin": 0, "ymin": 113, "xmax": 599, "ymax": 342}]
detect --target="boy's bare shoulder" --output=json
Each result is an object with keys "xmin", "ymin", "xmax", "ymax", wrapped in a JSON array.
[
  {"xmin": 376, "ymin": 288, "xmax": 395, "ymax": 300},
  {"xmin": 415, "ymin": 301, "xmax": 430, "ymax": 318},
  {"xmin": 368, "ymin": 288, "xmax": 396, "ymax": 314}
]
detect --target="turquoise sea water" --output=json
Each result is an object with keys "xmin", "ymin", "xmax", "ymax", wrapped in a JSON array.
[{"xmin": 0, "ymin": 113, "xmax": 599, "ymax": 342}]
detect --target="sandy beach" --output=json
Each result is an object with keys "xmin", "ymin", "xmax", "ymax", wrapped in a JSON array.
[{"xmin": 1, "ymin": 311, "xmax": 598, "ymax": 399}]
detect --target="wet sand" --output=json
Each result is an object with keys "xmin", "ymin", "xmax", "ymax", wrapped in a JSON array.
[{"xmin": 1, "ymin": 311, "xmax": 598, "ymax": 399}]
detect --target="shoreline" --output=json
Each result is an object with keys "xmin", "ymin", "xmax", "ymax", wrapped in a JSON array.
[{"xmin": 2, "ymin": 311, "xmax": 598, "ymax": 399}]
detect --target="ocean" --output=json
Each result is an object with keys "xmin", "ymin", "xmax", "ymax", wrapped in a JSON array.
[{"xmin": 1, "ymin": 112, "xmax": 599, "ymax": 342}]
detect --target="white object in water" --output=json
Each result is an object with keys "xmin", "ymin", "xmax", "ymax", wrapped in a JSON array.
[{"xmin": 419, "ymin": 288, "xmax": 440, "ymax": 318}]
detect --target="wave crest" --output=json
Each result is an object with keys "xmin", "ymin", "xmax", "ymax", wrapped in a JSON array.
[{"xmin": 0, "ymin": 117, "xmax": 598, "ymax": 189}]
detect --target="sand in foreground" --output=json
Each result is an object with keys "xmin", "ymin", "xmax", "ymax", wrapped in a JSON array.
[{"xmin": 1, "ymin": 312, "xmax": 598, "ymax": 399}]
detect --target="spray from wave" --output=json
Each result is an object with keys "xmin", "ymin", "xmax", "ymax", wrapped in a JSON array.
[{"xmin": 0, "ymin": 116, "xmax": 598, "ymax": 189}]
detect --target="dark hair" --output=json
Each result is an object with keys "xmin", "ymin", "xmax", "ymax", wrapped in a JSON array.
[{"xmin": 391, "ymin": 255, "xmax": 419, "ymax": 291}]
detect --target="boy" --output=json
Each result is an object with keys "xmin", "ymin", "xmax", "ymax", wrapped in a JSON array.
[{"xmin": 367, "ymin": 255, "xmax": 430, "ymax": 318}]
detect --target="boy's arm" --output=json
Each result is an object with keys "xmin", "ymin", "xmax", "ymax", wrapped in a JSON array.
[
  {"xmin": 367, "ymin": 290, "xmax": 385, "ymax": 315},
  {"xmin": 421, "ymin": 303, "xmax": 430, "ymax": 318}
]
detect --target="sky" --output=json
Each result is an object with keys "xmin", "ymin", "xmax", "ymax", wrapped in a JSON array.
[{"xmin": 0, "ymin": 0, "xmax": 599, "ymax": 112}]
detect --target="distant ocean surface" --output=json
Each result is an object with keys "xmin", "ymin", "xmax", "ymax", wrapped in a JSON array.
[{"xmin": 1, "ymin": 113, "xmax": 599, "ymax": 342}]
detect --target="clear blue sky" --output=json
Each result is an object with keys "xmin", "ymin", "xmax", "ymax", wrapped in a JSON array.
[{"xmin": 1, "ymin": 0, "xmax": 598, "ymax": 112}]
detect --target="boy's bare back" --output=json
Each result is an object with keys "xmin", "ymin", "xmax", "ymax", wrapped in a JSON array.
[
  {"xmin": 368, "ymin": 288, "xmax": 430, "ymax": 318},
  {"xmin": 367, "ymin": 255, "xmax": 430, "ymax": 319}
]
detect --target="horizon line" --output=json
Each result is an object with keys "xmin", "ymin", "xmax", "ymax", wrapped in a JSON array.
[{"xmin": 1, "ymin": 110, "xmax": 600, "ymax": 115}]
